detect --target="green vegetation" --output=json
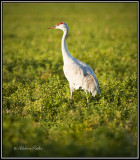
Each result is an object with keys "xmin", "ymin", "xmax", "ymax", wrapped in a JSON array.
[{"xmin": 3, "ymin": 2, "xmax": 137, "ymax": 157}]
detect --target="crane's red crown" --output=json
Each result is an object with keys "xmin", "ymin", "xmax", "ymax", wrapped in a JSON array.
[{"xmin": 57, "ymin": 22, "xmax": 63, "ymax": 26}]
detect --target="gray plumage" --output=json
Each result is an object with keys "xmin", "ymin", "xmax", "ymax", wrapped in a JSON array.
[{"xmin": 48, "ymin": 22, "xmax": 100, "ymax": 103}]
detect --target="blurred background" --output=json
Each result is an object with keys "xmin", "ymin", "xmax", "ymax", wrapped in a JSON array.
[{"xmin": 2, "ymin": 2, "xmax": 137, "ymax": 157}]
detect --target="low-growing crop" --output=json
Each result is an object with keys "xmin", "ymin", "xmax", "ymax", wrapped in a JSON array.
[{"xmin": 2, "ymin": 2, "xmax": 137, "ymax": 157}]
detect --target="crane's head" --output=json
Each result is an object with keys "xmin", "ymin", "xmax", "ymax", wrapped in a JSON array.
[{"xmin": 48, "ymin": 22, "xmax": 69, "ymax": 32}]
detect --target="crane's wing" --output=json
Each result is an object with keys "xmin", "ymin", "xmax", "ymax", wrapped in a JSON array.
[
  {"xmin": 63, "ymin": 57, "xmax": 100, "ymax": 95},
  {"xmin": 76, "ymin": 59, "xmax": 101, "ymax": 94}
]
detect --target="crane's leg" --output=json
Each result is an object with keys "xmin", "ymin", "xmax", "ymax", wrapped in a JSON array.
[
  {"xmin": 86, "ymin": 91, "xmax": 89, "ymax": 107},
  {"xmin": 70, "ymin": 86, "xmax": 74, "ymax": 104}
]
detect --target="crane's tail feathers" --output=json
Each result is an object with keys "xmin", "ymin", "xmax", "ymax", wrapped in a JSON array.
[
  {"xmin": 91, "ymin": 88, "xmax": 101, "ymax": 97},
  {"xmin": 92, "ymin": 90, "xmax": 97, "ymax": 97}
]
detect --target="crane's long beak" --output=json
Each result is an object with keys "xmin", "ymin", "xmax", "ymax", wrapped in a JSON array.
[{"xmin": 48, "ymin": 25, "xmax": 56, "ymax": 29}]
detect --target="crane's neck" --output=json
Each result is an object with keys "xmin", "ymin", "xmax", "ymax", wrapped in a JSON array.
[{"xmin": 61, "ymin": 29, "xmax": 72, "ymax": 64}]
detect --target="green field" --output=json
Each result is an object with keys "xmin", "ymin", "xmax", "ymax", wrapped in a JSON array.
[{"xmin": 2, "ymin": 2, "xmax": 138, "ymax": 157}]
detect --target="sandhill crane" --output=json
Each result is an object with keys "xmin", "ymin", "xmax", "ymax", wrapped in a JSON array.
[{"xmin": 48, "ymin": 22, "xmax": 100, "ymax": 104}]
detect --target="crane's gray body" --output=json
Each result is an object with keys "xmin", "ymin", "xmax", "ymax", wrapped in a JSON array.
[{"xmin": 63, "ymin": 56, "xmax": 100, "ymax": 97}]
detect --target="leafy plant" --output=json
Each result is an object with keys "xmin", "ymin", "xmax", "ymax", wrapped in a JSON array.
[{"xmin": 2, "ymin": 2, "xmax": 137, "ymax": 157}]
